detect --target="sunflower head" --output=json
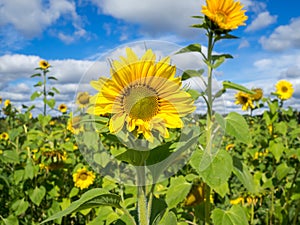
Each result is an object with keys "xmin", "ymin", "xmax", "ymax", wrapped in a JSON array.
[
  {"xmin": 76, "ymin": 92, "xmax": 90, "ymax": 108},
  {"xmin": 58, "ymin": 104, "xmax": 67, "ymax": 113},
  {"xmin": 4, "ymin": 99, "xmax": 10, "ymax": 108},
  {"xmin": 275, "ymin": 80, "xmax": 294, "ymax": 100},
  {"xmin": 39, "ymin": 60, "xmax": 50, "ymax": 70},
  {"xmin": 0, "ymin": 132, "xmax": 9, "ymax": 140},
  {"xmin": 251, "ymin": 88, "xmax": 263, "ymax": 101},
  {"xmin": 202, "ymin": 0, "xmax": 248, "ymax": 30},
  {"xmin": 88, "ymin": 47, "xmax": 196, "ymax": 142},
  {"xmin": 73, "ymin": 167, "xmax": 96, "ymax": 190},
  {"xmin": 235, "ymin": 92, "xmax": 254, "ymax": 111}
]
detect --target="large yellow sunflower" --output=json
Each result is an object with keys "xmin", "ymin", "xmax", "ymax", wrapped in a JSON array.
[
  {"xmin": 275, "ymin": 80, "xmax": 294, "ymax": 100},
  {"xmin": 235, "ymin": 92, "xmax": 254, "ymax": 111},
  {"xmin": 202, "ymin": 0, "xmax": 248, "ymax": 30},
  {"xmin": 39, "ymin": 60, "xmax": 50, "ymax": 70},
  {"xmin": 88, "ymin": 48, "xmax": 196, "ymax": 142},
  {"xmin": 73, "ymin": 167, "xmax": 96, "ymax": 190}
]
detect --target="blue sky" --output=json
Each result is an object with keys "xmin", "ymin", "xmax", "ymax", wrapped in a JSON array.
[{"xmin": 0, "ymin": 0, "xmax": 300, "ymax": 114}]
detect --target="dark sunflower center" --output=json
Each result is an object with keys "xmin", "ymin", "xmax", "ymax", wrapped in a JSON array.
[
  {"xmin": 281, "ymin": 86, "xmax": 288, "ymax": 92},
  {"xmin": 123, "ymin": 86, "xmax": 158, "ymax": 120},
  {"xmin": 79, "ymin": 173, "xmax": 88, "ymax": 180},
  {"xmin": 241, "ymin": 96, "xmax": 248, "ymax": 104}
]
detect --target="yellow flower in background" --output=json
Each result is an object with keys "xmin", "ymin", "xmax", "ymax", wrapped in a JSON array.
[
  {"xmin": 235, "ymin": 92, "xmax": 254, "ymax": 111},
  {"xmin": 0, "ymin": 132, "xmax": 9, "ymax": 140},
  {"xmin": 0, "ymin": 150, "xmax": 3, "ymax": 154},
  {"xmin": 251, "ymin": 88, "xmax": 263, "ymax": 101},
  {"xmin": 275, "ymin": 80, "xmax": 294, "ymax": 100},
  {"xmin": 67, "ymin": 115, "xmax": 83, "ymax": 134},
  {"xmin": 225, "ymin": 143, "xmax": 235, "ymax": 151},
  {"xmin": 39, "ymin": 60, "xmax": 50, "ymax": 70},
  {"xmin": 58, "ymin": 104, "xmax": 67, "ymax": 113},
  {"xmin": 184, "ymin": 183, "xmax": 205, "ymax": 206},
  {"xmin": 73, "ymin": 167, "xmax": 96, "ymax": 190},
  {"xmin": 230, "ymin": 197, "xmax": 244, "ymax": 205},
  {"xmin": 76, "ymin": 92, "xmax": 90, "ymax": 108},
  {"xmin": 88, "ymin": 48, "xmax": 196, "ymax": 142},
  {"xmin": 4, "ymin": 99, "xmax": 10, "ymax": 107},
  {"xmin": 201, "ymin": 0, "xmax": 248, "ymax": 30}
]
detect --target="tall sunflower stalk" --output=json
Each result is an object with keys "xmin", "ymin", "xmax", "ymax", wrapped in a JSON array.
[{"xmin": 181, "ymin": 0, "xmax": 248, "ymax": 223}]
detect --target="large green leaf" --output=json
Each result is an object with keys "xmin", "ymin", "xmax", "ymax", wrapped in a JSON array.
[
  {"xmin": 211, "ymin": 205, "xmax": 249, "ymax": 225},
  {"xmin": 29, "ymin": 186, "xmax": 46, "ymax": 206},
  {"xmin": 165, "ymin": 176, "xmax": 191, "ymax": 209},
  {"xmin": 41, "ymin": 188, "xmax": 119, "ymax": 224},
  {"xmin": 269, "ymin": 140, "xmax": 285, "ymax": 163},
  {"xmin": 2, "ymin": 215, "xmax": 19, "ymax": 225},
  {"xmin": 217, "ymin": 112, "xmax": 251, "ymax": 144},
  {"xmin": 158, "ymin": 211, "xmax": 177, "ymax": 225}
]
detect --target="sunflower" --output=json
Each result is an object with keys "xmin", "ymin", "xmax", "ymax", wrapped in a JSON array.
[
  {"xmin": 73, "ymin": 167, "xmax": 96, "ymax": 190},
  {"xmin": 4, "ymin": 99, "xmax": 10, "ymax": 108},
  {"xmin": 235, "ymin": 92, "xmax": 254, "ymax": 111},
  {"xmin": 88, "ymin": 48, "xmax": 196, "ymax": 142},
  {"xmin": 275, "ymin": 80, "xmax": 294, "ymax": 100},
  {"xmin": 58, "ymin": 104, "xmax": 67, "ymax": 113},
  {"xmin": 0, "ymin": 132, "xmax": 9, "ymax": 140},
  {"xmin": 67, "ymin": 114, "xmax": 83, "ymax": 134},
  {"xmin": 76, "ymin": 92, "xmax": 90, "ymax": 108},
  {"xmin": 230, "ymin": 197, "xmax": 244, "ymax": 205},
  {"xmin": 202, "ymin": 0, "xmax": 248, "ymax": 30},
  {"xmin": 251, "ymin": 88, "xmax": 263, "ymax": 101},
  {"xmin": 39, "ymin": 60, "xmax": 50, "ymax": 70}
]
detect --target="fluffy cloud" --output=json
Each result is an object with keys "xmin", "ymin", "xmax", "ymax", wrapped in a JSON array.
[
  {"xmin": 260, "ymin": 17, "xmax": 300, "ymax": 51},
  {"xmin": 0, "ymin": 0, "xmax": 87, "ymax": 46},
  {"xmin": 245, "ymin": 11, "xmax": 277, "ymax": 32},
  {"xmin": 89, "ymin": 0, "xmax": 205, "ymax": 38}
]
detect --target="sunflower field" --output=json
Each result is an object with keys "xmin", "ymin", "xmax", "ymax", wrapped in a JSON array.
[{"xmin": 0, "ymin": 0, "xmax": 299, "ymax": 225}]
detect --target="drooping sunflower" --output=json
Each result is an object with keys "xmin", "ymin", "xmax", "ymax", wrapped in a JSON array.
[
  {"xmin": 0, "ymin": 132, "xmax": 9, "ymax": 140},
  {"xmin": 88, "ymin": 48, "xmax": 196, "ymax": 142},
  {"xmin": 251, "ymin": 88, "xmax": 263, "ymax": 101},
  {"xmin": 58, "ymin": 103, "xmax": 67, "ymax": 113},
  {"xmin": 235, "ymin": 92, "xmax": 254, "ymax": 111},
  {"xmin": 76, "ymin": 92, "xmax": 90, "ymax": 108},
  {"xmin": 39, "ymin": 60, "xmax": 50, "ymax": 70},
  {"xmin": 275, "ymin": 80, "xmax": 294, "ymax": 100},
  {"xmin": 202, "ymin": 0, "xmax": 248, "ymax": 30},
  {"xmin": 73, "ymin": 167, "xmax": 96, "ymax": 190}
]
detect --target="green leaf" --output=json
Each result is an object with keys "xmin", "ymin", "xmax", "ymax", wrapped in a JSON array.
[
  {"xmin": 34, "ymin": 81, "xmax": 43, "ymax": 87},
  {"xmin": 30, "ymin": 73, "xmax": 41, "ymax": 78},
  {"xmin": 181, "ymin": 69, "xmax": 204, "ymax": 81},
  {"xmin": 2, "ymin": 215, "xmax": 19, "ymax": 225},
  {"xmin": 48, "ymin": 76, "xmax": 58, "ymax": 80},
  {"xmin": 165, "ymin": 176, "xmax": 192, "ymax": 209},
  {"xmin": 233, "ymin": 157, "xmax": 259, "ymax": 194},
  {"xmin": 222, "ymin": 81, "xmax": 255, "ymax": 95},
  {"xmin": 176, "ymin": 43, "xmax": 202, "ymax": 54},
  {"xmin": 24, "ymin": 161, "xmax": 35, "ymax": 180},
  {"xmin": 51, "ymin": 87, "xmax": 60, "ymax": 94},
  {"xmin": 269, "ymin": 140, "xmax": 284, "ymax": 163},
  {"xmin": 29, "ymin": 186, "xmax": 46, "ymax": 206},
  {"xmin": 2, "ymin": 150, "xmax": 19, "ymax": 164},
  {"xmin": 38, "ymin": 114, "xmax": 52, "ymax": 128},
  {"xmin": 212, "ymin": 56, "xmax": 225, "ymax": 69},
  {"xmin": 46, "ymin": 98, "xmax": 56, "ymax": 109},
  {"xmin": 187, "ymin": 89, "xmax": 202, "ymax": 100},
  {"xmin": 41, "ymin": 189, "xmax": 115, "ymax": 224},
  {"xmin": 223, "ymin": 112, "xmax": 251, "ymax": 144},
  {"xmin": 211, "ymin": 205, "xmax": 248, "ymax": 225},
  {"xmin": 276, "ymin": 162, "xmax": 293, "ymax": 181},
  {"xmin": 30, "ymin": 91, "xmax": 41, "ymax": 101},
  {"xmin": 158, "ymin": 211, "xmax": 177, "ymax": 225},
  {"xmin": 192, "ymin": 150, "xmax": 233, "ymax": 194},
  {"xmin": 12, "ymin": 198, "xmax": 29, "ymax": 216}
]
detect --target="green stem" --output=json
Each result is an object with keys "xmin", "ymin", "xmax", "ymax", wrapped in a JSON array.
[
  {"xmin": 43, "ymin": 70, "xmax": 47, "ymax": 116},
  {"xmin": 204, "ymin": 30, "xmax": 214, "ymax": 225},
  {"xmin": 251, "ymin": 200, "xmax": 254, "ymax": 225},
  {"xmin": 137, "ymin": 166, "xmax": 148, "ymax": 225}
]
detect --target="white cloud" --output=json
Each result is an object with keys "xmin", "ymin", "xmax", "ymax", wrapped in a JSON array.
[
  {"xmin": 238, "ymin": 39, "xmax": 250, "ymax": 49},
  {"xmin": 246, "ymin": 11, "xmax": 277, "ymax": 32},
  {"xmin": 260, "ymin": 17, "xmax": 300, "ymax": 51},
  {"xmin": 0, "ymin": 0, "xmax": 87, "ymax": 46},
  {"xmin": 253, "ymin": 58, "xmax": 272, "ymax": 70},
  {"xmin": 89, "ymin": 0, "xmax": 204, "ymax": 38}
]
